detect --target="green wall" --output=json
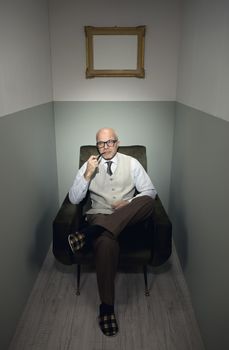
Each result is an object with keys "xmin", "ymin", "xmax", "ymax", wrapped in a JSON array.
[
  {"xmin": 170, "ymin": 102, "xmax": 229, "ymax": 350},
  {"xmin": 0, "ymin": 103, "xmax": 59, "ymax": 350}
]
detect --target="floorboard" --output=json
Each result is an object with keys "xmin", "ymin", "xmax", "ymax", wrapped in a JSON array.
[{"xmin": 9, "ymin": 245, "xmax": 205, "ymax": 350}]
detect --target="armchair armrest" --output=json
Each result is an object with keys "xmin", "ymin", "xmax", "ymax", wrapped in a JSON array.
[
  {"xmin": 150, "ymin": 196, "xmax": 172, "ymax": 266},
  {"xmin": 52, "ymin": 194, "xmax": 82, "ymax": 265}
]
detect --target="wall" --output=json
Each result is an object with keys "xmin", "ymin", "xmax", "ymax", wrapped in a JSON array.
[
  {"xmin": 49, "ymin": 0, "xmax": 181, "ymax": 101},
  {"xmin": 170, "ymin": 104, "xmax": 229, "ymax": 350},
  {"xmin": 0, "ymin": 0, "xmax": 53, "ymax": 117},
  {"xmin": 49, "ymin": 0, "xmax": 181, "ymax": 209},
  {"xmin": 170, "ymin": 0, "xmax": 229, "ymax": 349},
  {"xmin": 177, "ymin": 0, "xmax": 229, "ymax": 122},
  {"xmin": 0, "ymin": 1, "xmax": 58, "ymax": 349}
]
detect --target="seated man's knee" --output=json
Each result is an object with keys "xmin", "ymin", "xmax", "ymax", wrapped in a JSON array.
[
  {"xmin": 94, "ymin": 233, "xmax": 119, "ymax": 252},
  {"xmin": 133, "ymin": 195, "xmax": 155, "ymax": 210}
]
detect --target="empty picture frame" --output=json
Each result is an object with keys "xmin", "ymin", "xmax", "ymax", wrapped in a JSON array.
[{"xmin": 85, "ymin": 26, "xmax": 146, "ymax": 78}]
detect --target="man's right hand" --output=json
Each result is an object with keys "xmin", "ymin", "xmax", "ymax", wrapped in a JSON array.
[{"xmin": 84, "ymin": 155, "xmax": 99, "ymax": 181}]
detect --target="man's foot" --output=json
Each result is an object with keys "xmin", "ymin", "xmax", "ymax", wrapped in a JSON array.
[
  {"xmin": 68, "ymin": 232, "xmax": 85, "ymax": 253},
  {"xmin": 98, "ymin": 313, "xmax": 119, "ymax": 337},
  {"xmin": 98, "ymin": 303, "xmax": 118, "ymax": 336}
]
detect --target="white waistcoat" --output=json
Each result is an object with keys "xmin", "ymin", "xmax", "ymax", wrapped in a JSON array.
[{"xmin": 87, "ymin": 152, "xmax": 135, "ymax": 214}]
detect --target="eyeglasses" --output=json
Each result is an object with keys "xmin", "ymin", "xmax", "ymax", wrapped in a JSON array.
[{"xmin": 96, "ymin": 139, "xmax": 118, "ymax": 149}]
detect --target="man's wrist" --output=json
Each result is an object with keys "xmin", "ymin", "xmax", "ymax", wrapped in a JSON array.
[{"xmin": 84, "ymin": 172, "xmax": 91, "ymax": 181}]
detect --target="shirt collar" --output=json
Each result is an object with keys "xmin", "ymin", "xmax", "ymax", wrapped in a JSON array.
[{"xmin": 100, "ymin": 153, "xmax": 118, "ymax": 165}]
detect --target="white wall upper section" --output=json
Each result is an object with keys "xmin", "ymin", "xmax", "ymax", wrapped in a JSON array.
[
  {"xmin": 177, "ymin": 0, "xmax": 229, "ymax": 122},
  {"xmin": 0, "ymin": 0, "xmax": 53, "ymax": 117},
  {"xmin": 49, "ymin": 0, "xmax": 181, "ymax": 101}
]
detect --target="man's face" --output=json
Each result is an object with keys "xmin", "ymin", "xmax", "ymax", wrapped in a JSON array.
[{"xmin": 96, "ymin": 129, "xmax": 119, "ymax": 160}]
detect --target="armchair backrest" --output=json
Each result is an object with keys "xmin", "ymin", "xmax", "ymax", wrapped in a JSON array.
[{"xmin": 79, "ymin": 145, "xmax": 147, "ymax": 170}]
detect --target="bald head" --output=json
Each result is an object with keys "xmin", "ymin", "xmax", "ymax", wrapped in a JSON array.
[{"xmin": 96, "ymin": 128, "xmax": 118, "ymax": 142}]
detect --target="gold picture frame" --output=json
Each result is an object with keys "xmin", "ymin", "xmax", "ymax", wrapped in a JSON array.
[{"xmin": 85, "ymin": 26, "xmax": 146, "ymax": 78}]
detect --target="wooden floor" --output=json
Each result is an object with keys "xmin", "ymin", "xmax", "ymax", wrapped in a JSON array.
[{"xmin": 9, "ymin": 245, "xmax": 205, "ymax": 350}]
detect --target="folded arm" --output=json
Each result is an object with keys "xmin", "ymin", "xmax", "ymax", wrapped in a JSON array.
[
  {"xmin": 69, "ymin": 162, "xmax": 89, "ymax": 204},
  {"xmin": 131, "ymin": 158, "xmax": 157, "ymax": 200}
]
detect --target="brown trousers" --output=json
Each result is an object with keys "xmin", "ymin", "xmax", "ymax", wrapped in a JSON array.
[{"xmin": 86, "ymin": 195, "xmax": 154, "ymax": 305}]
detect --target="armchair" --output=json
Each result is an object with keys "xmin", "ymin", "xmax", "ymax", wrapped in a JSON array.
[{"xmin": 53, "ymin": 145, "xmax": 172, "ymax": 296}]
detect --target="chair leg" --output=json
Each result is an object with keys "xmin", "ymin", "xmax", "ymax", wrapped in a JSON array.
[
  {"xmin": 143, "ymin": 265, "xmax": 150, "ymax": 296},
  {"xmin": 76, "ymin": 264, "xmax": 81, "ymax": 295}
]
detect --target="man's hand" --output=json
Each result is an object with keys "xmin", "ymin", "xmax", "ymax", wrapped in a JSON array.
[
  {"xmin": 84, "ymin": 155, "xmax": 100, "ymax": 181},
  {"xmin": 112, "ymin": 200, "xmax": 129, "ymax": 210}
]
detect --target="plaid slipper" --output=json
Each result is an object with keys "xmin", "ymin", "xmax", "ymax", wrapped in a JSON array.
[
  {"xmin": 98, "ymin": 313, "xmax": 119, "ymax": 337},
  {"xmin": 68, "ymin": 232, "xmax": 85, "ymax": 253}
]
